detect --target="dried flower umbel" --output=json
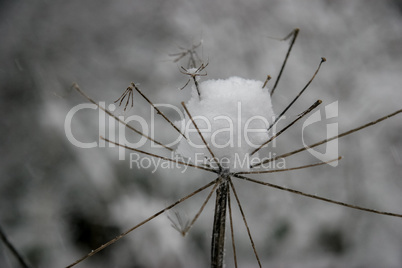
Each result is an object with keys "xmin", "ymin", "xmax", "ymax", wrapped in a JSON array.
[{"xmin": 66, "ymin": 29, "xmax": 402, "ymax": 268}]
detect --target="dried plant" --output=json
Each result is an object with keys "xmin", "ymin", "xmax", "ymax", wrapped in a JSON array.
[
  {"xmin": 114, "ymin": 85, "xmax": 134, "ymax": 111},
  {"xmin": 65, "ymin": 29, "xmax": 402, "ymax": 268},
  {"xmin": 179, "ymin": 62, "xmax": 209, "ymax": 98},
  {"xmin": 170, "ymin": 42, "xmax": 203, "ymax": 69}
]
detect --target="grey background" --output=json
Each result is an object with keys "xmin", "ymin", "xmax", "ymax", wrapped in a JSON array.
[{"xmin": 1, "ymin": 0, "xmax": 402, "ymax": 267}]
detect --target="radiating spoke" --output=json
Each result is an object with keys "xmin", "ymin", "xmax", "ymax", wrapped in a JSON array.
[
  {"xmin": 229, "ymin": 179, "xmax": 262, "ymax": 267},
  {"xmin": 234, "ymin": 174, "xmax": 402, "ymax": 218},
  {"xmin": 227, "ymin": 187, "xmax": 238, "ymax": 268},
  {"xmin": 132, "ymin": 83, "xmax": 188, "ymax": 140},
  {"xmin": 72, "ymin": 83, "xmax": 173, "ymax": 151},
  {"xmin": 252, "ymin": 108, "xmax": 402, "ymax": 168},
  {"xmin": 267, "ymin": 57, "xmax": 326, "ymax": 132},
  {"xmin": 101, "ymin": 136, "xmax": 218, "ymax": 174},
  {"xmin": 65, "ymin": 178, "xmax": 219, "ymax": 268},
  {"xmin": 238, "ymin": 156, "xmax": 341, "ymax": 175},
  {"xmin": 252, "ymin": 99, "xmax": 322, "ymax": 155},
  {"xmin": 182, "ymin": 102, "xmax": 223, "ymax": 171},
  {"xmin": 182, "ymin": 179, "xmax": 220, "ymax": 236},
  {"xmin": 270, "ymin": 28, "xmax": 300, "ymax": 96}
]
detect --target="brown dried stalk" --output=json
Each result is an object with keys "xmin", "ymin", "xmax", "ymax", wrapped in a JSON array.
[
  {"xmin": 66, "ymin": 178, "xmax": 219, "ymax": 268},
  {"xmin": 72, "ymin": 83, "xmax": 173, "ymax": 151},
  {"xmin": 270, "ymin": 28, "xmax": 299, "ymax": 96},
  {"xmin": 100, "ymin": 136, "xmax": 217, "ymax": 174},
  {"xmin": 268, "ymin": 57, "xmax": 326, "ymax": 132},
  {"xmin": 180, "ymin": 62, "xmax": 209, "ymax": 98},
  {"xmin": 181, "ymin": 101, "xmax": 222, "ymax": 171},
  {"xmin": 252, "ymin": 99, "xmax": 322, "ymax": 155},
  {"xmin": 68, "ymin": 28, "xmax": 402, "ymax": 268},
  {"xmin": 229, "ymin": 179, "xmax": 262, "ymax": 267},
  {"xmin": 131, "ymin": 82, "xmax": 187, "ymax": 140},
  {"xmin": 234, "ymin": 174, "xmax": 402, "ymax": 218},
  {"xmin": 252, "ymin": 108, "xmax": 402, "ymax": 168},
  {"xmin": 114, "ymin": 86, "xmax": 134, "ymax": 111},
  {"xmin": 237, "ymin": 156, "xmax": 341, "ymax": 175}
]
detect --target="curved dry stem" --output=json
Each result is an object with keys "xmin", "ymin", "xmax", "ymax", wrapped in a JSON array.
[
  {"xmin": 114, "ymin": 86, "xmax": 134, "ymax": 111},
  {"xmin": 238, "ymin": 156, "xmax": 341, "ymax": 175},
  {"xmin": 65, "ymin": 178, "xmax": 219, "ymax": 268},
  {"xmin": 267, "ymin": 57, "xmax": 326, "ymax": 132},
  {"xmin": 234, "ymin": 174, "xmax": 402, "ymax": 218},
  {"xmin": 132, "ymin": 83, "xmax": 187, "ymax": 140},
  {"xmin": 252, "ymin": 99, "xmax": 322, "ymax": 155},
  {"xmin": 270, "ymin": 28, "xmax": 300, "ymax": 96},
  {"xmin": 182, "ymin": 102, "xmax": 223, "ymax": 171},
  {"xmin": 72, "ymin": 83, "xmax": 173, "ymax": 151},
  {"xmin": 182, "ymin": 179, "xmax": 220, "ymax": 236},
  {"xmin": 101, "ymin": 136, "xmax": 217, "ymax": 174},
  {"xmin": 252, "ymin": 108, "xmax": 402, "ymax": 168},
  {"xmin": 227, "ymin": 187, "xmax": 238, "ymax": 268},
  {"xmin": 229, "ymin": 179, "xmax": 262, "ymax": 267}
]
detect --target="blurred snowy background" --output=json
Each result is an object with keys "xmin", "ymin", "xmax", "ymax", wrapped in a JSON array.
[{"xmin": 1, "ymin": 0, "xmax": 402, "ymax": 267}]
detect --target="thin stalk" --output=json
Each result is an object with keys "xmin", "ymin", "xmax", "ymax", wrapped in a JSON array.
[
  {"xmin": 101, "ymin": 136, "xmax": 217, "ymax": 174},
  {"xmin": 211, "ymin": 176, "xmax": 229, "ymax": 268},
  {"xmin": 72, "ymin": 83, "xmax": 173, "ymax": 151},
  {"xmin": 182, "ymin": 102, "xmax": 223, "ymax": 171},
  {"xmin": 270, "ymin": 28, "xmax": 300, "ymax": 96},
  {"xmin": 262, "ymin": 75, "xmax": 271, "ymax": 89},
  {"xmin": 132, "ymin": 83, "xmax": 187, "ymax": 140},
  {"xmin": 0, "ymin": 224, "xmax": 32, "ymax": 268},
  {"xmin": 229, "ymin": 179, "xmax": 262, "ymax": 267},
  {"xmin": 238, "ymin": 156, "xmax": 342, "ymax": 175},
  {"xmin": 234, "ymin": 174, "xmax": 402, "ymax": 218},
  {"xmin": 114, "ymin": 86, "xmax": 133, "ymax": 111},
  {"xmin": 252, "ymin": 108, "xmax": 402, "ymax": 168},
  {"xmin": 267, "ymin": 57, "xmax": 326, "ymax": 132},
  {"xmin": 251, "ymin": 99, "xmax": 322, "ymax": 155},
  {"xmin": 66, "ymin": 178, "xmax": 219, "ymax": 268},
  {"xmin": 180, "ymin": 63, "xmax": 208, "ymax": 98},
  {"xmin": 182, "ymin": 180, "xmax": 220, "ymax": 236},
  {"xmin": 227, "ymin": 187, "xmax": 238, "ymax": 268}
]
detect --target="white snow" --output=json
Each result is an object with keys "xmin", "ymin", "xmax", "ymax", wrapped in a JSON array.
[{"xmin": 176, "ymin": 76, "xmax": 275, "ymax": 172}]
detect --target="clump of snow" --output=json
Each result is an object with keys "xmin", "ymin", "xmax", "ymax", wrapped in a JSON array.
[{"xmin": 176, "ymin": 76, "xmax": 275, "ymax": 172}]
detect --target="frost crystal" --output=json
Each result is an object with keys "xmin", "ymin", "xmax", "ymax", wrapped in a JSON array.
[{"xmin": 176, "ymin": 76, "xmax": 275, "ymax": 171}]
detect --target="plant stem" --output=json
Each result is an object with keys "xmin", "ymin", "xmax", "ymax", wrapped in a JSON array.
[
  {"xmin": 211, "ymin": 176, "xmax": 229, "ymax": 268},
  {"xmin": 0, "ymin": 224, "xmax": 31, "ymax": 268}
]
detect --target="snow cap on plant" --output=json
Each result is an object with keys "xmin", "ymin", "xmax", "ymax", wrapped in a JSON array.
[{"xmin": 176, "ymin": 76, "xmax": 275, "ymax": 172}]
